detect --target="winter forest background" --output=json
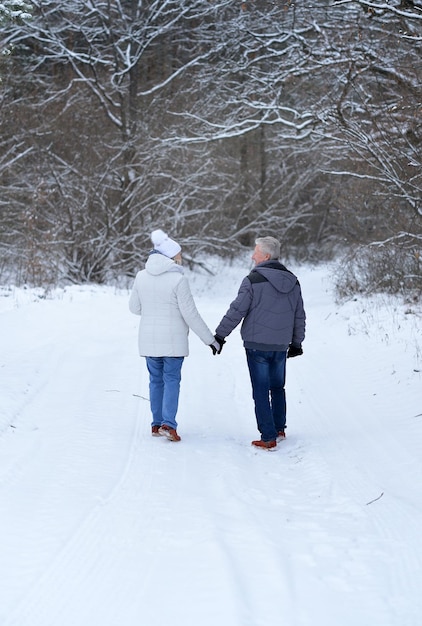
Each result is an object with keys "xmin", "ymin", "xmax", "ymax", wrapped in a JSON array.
[{"xmin": 1, "ymin": 0, "xmax": 421, "ymax": 297}]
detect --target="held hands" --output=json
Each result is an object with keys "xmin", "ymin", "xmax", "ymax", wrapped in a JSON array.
[
  {"xmin": 209, "ymin": 340, "xmax": 220, "ymax": 355},
  {"xmin": 287, "ymin": 344, "xmax": 303, "ymax": 358},
  {"xmin": 209, "ymin": 335, "xmax": 226, "ymax": 355}
]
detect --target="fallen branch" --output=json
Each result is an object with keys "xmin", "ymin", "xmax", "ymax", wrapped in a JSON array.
[{"xmin": 366, "ymin": 492, "xmax": 384, "ymax": 506}]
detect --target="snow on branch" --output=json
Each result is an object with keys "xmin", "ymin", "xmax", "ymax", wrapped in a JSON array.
[{"xmin": 335, "ymin": 0, "xmax": 422, "ymax": 20}]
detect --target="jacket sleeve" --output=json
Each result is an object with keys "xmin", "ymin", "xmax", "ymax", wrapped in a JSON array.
[
  {"xmin": 291, "ymin": 285, "xmax": 306, "ymax": 346},
  {"xmin": 215, "ymin": 277, "xmax": 253, "ymax": 338},
  {"xmin": 176, "ymin": 277, "xmax": 214, "ymax": 345},
  {"xmin": 129, "ymin": 275, "xmax": 142, "ymax": 315}
]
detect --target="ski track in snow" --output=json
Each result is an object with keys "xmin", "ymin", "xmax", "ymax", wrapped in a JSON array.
[{"xmin": 1, "ymin": 268, "xmax": 422, "ymax": 626}]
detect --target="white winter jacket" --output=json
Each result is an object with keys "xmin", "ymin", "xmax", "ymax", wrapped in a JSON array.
[{"xmin": 129, "ymin": 252, "xmax": 214, "ymax": 357}]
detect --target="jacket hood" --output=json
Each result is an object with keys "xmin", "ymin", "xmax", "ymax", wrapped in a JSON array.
[
  {"xmin": 145, "ymin": 251, "xmax": 184, "ymax": 277},
  {"xmin": 252, "ymin": 260, "xmax": 298, "ymax": 294}
]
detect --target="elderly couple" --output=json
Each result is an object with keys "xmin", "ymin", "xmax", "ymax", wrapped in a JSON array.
[{"xmin": 129, "ymin": 230, "xmax": 306, "ymax": 450}]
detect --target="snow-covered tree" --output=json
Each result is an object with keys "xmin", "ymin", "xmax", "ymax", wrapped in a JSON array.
[
  {"xmin": 0, "ymin": 0, "xmax": 32, "ymax": 24},
  {"xmin": 0, "ymin": 0, "xmax": 420, "ymax": 292},
  {"xmin": 1, "ymin": 0, "xmax": 237, "ymax": 281}
]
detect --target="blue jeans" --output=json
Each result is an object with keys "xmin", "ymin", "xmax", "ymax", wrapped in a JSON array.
[
  {"xmin": 146, "ymin": 357, "xmax": 184, "ymax": 430},
  {"xmin": 245, "ymin": 349, "xmax": 287, "ymax": 442}
]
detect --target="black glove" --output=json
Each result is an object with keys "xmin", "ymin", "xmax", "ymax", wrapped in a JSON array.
[
  {"xmin": 209, "ymin": 340, "xmax": 220, "ymax": 355},
  {"xmin": 214, "ymin": 335, "xmax": 226, "ymax": 354},
  {"xmin": 287, "ymin": 344, "xmax": 303, "ymax": 358}
]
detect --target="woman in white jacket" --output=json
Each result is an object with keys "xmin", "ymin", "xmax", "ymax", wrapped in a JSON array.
[{"xmin": 129, "ymin": 230, "xmax": 220, "ymax": 442}]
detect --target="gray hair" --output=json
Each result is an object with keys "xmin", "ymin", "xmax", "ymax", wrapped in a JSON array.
[{"xmin": 255, "ymin": 236, "xmax": 280, "ymax": 260}]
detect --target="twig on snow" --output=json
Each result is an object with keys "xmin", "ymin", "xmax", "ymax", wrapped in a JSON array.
[{"xmin": 366, "ymin": 492, "xmax": 384, "ymax": 506}]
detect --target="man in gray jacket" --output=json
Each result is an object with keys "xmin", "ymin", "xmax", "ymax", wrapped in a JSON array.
[{"xmin": 215, "ymin": 236, "xmax": 306, "ymax": 450}]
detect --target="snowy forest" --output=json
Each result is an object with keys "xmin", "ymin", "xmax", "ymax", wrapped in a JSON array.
[{"xmin": 1, "ymin": 0, "xmax": 421, "ymax": 296}]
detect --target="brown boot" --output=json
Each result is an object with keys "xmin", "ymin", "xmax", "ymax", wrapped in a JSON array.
[
  {"xmin": 251, "ymin": 439, "xmax": 277, "ymax": 450},
  {"xmin": 151, "ymin": 425, "xmax": 162, "ymax": 437},
  {"xmin": 276, "ymin": 430, "xmax": 286, "ymax": 442},
  {"xmin": 159, "ymin": 425, "xmax": 181, "ymax": 442}
]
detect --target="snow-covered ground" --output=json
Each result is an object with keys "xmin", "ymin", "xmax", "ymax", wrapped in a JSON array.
[{"xmin": 1, "ymin": 259, "xmax": 421, "ymax": 626}]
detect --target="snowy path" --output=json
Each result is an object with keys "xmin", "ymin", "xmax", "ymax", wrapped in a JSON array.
[{"xmin": 0, "ymin": 266, "xmax": 421, "ymax": 626}]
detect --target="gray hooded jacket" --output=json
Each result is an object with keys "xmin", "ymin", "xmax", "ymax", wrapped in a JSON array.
[{"xmin": 215, "ymin": 261, "xmax": 306, "ymax": 351}]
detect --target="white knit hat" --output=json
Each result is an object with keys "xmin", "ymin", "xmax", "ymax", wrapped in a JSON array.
[{"xmin": 150, "ymin": 229, "xmax": 181, "ymax": 259}]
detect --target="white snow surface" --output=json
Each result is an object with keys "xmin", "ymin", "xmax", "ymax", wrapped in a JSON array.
[{"xmin": 1, "ymin": 259, "xmax": 421, "ymax": 626}]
